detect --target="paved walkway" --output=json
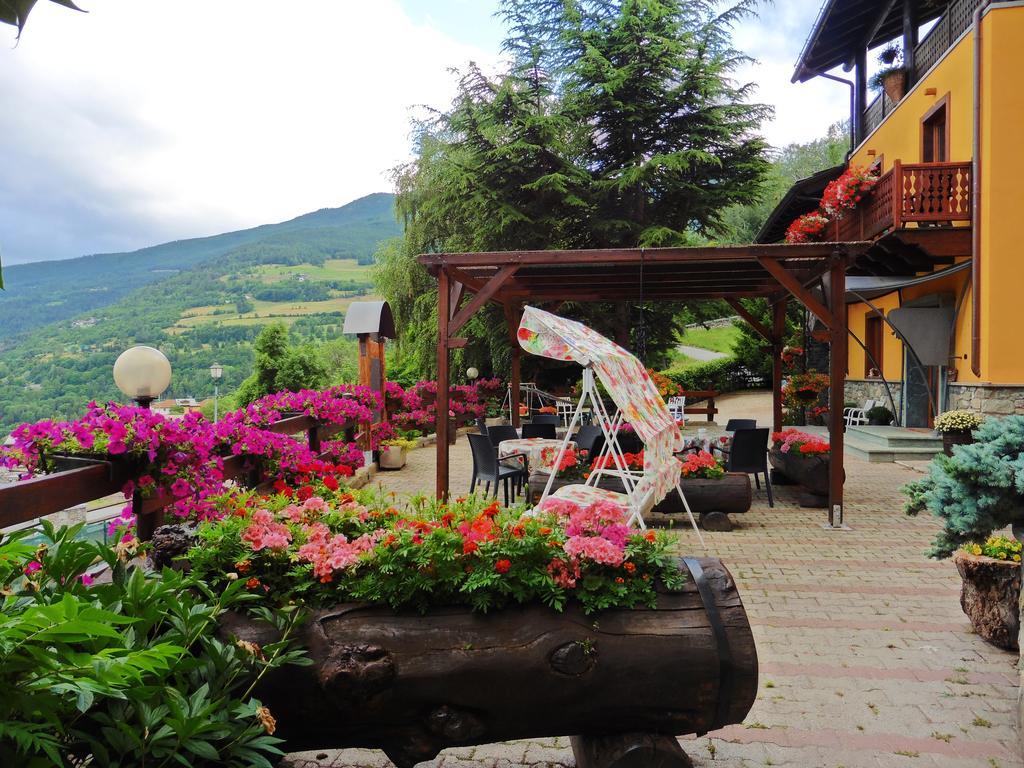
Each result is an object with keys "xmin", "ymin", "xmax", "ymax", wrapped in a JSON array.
[{"xmin": 285, "ymin": 394, "xmax": 1021, "ymax": 768}]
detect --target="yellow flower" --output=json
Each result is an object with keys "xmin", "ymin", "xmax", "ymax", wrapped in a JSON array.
[
  {"xmin": 1014, "ymin": 555, "xmax": 1021, "ymax": 563},
  {"xmin": 255, "ymin": 706, "xmax": 276, "ymax": 735}
]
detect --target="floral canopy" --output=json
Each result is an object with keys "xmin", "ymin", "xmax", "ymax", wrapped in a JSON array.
[{"xmin": 517, "ymin": 306, "xmax": 684, "ymax": 510}]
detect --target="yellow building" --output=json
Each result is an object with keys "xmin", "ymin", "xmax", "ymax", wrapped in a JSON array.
[{"xmin": 760, "ymin": 0, "xmax": 1024, "ymax": 427}]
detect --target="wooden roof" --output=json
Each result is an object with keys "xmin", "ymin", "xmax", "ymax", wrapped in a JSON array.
[
  {"xmin": 418, "ymin": 243, "xmax": 872, "ymax": 304},
  {"xmin": 793, "ymin": 0, "xmax": 946, "ymax": 83}
]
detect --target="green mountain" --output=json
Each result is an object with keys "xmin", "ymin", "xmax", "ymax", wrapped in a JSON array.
[
  {"xmin": 0, "ymin": 193, "xmax": 401, "ymax": 433},
  {"xmin": 0, "ymin": 192, "xmax": 397, "ymax": 339}
]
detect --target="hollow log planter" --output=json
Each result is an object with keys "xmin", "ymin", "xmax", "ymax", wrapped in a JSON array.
[
  {"xmin": 953, "ymin": 550, "xmax": 1021, "ymax": 651},
  {"xmin": 220, "ymin": 557, "xmax": 756, "ymax": 768},
  {"xmin": 768, "ymin": 448, "xmax": 834, "ymax": 508},
  {"xmin": 527, "ymin": 472, "xmax": 751, "ymax": 530}
]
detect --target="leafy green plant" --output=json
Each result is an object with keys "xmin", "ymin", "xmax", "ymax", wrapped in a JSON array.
[
  {"xmin": 866, "ymin": 405, "xmax": 893, "ymax": 425},
  {"xmin": 904, "ymin": 416, "xmax": 1024, "ymax": 557},
  {"xmin": 0, "ymin": 522, "xmax": 308, "ymax": 767}
]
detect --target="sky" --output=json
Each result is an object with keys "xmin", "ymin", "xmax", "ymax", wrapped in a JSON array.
[{"xmin": 0, "ymin": 0, "xmax": 850, "ymax": 266}]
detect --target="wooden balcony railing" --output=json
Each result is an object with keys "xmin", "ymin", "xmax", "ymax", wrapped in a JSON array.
[
  {"xmin": 832, "ymin": 160, "xmax": 972, "ymax": 242},
  {"xmin": 0, "ymin": 414, "xmax": 359, "ymax": 540}
]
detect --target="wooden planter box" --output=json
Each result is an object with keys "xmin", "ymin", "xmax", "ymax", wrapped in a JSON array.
[
  {"xmin": 768, "ymin": 447, "xmax": 833, "ymax": 508},
  {"xmin": 953, "ymin": 550, "xmax": 1021, "ymax": 651},
  {"xmin": 527, "ymin": 471, "xmax": 751, "ymax": 530},
  {"xmin": 385, "ymin": 396, "xmax": 405, "ymax": 414},
  {"xmin": 218, "ymin": 557, "xmax": 757, "ymax": 768},
  {"xmin": 941, "ymin": 430, "xmax": 975, "ymax": 457}
]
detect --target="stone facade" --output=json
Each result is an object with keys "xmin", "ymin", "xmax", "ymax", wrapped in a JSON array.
[
  {"xmin": 947, "ymin": 382, "xmax": 1024, "ymax": 415},
  {"xmin": 844, "ymin": 378, "xmax": 903, "ymax": 414}
]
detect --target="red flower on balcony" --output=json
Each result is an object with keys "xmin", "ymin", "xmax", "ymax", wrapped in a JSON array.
[
  {"xmin": 784, "ymin": 212, "xmax": 830, "ymax": 244},
  {"xmin": 820, "ymin": 166, "xmax": 879, "ymax": 218}
]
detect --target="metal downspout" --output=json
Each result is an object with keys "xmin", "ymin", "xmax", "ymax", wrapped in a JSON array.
[{"xmin": 972, "ymin": 1, "xmax": 993, "ymax": 376}]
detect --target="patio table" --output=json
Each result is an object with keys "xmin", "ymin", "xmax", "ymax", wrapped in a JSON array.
[{"xmin": 499, "ymin": 438, "xmax": 576, "ymax": 472}]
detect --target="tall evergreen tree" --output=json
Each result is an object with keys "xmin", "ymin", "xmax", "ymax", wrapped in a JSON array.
[{"xmin": 375, "ymin": 0, "xmax": 772, "ymax": 378}]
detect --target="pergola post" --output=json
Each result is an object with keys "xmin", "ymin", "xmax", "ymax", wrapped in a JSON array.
[
  {"xmin": 772, "ymin": 299, "xmax": 788, "ymax": 434},
  {"xmin": 827, "ymin": 255, "xmax": 848, "ymax": 527},
  {"xmin": 436, "ymin": 268, "xmax": 451, "ymax": 500},
  {"xmin": 505, "ymin": 303, "xmax": 523, "ymax": 428}
]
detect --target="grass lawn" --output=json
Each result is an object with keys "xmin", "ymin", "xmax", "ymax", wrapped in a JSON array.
[
  {"xmin": 677, "ymin": 322, "xmax": 740, "ymax": 353},
  {"xmin": 248, "ymin": 259, "xmax": 373, "ymax": 284}
]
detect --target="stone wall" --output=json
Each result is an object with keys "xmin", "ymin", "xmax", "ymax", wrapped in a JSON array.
[
  {"xmin": 947, "ymin": 383, "xmax": 1024, "ymax": 416},
  {"xmin": 844, "ymin": 379, "xmax": 903, "ymax": 414}
]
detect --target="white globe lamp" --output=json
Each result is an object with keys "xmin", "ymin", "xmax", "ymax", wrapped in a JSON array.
[{"xmin": 113, "ymin": 346, "xmax": 172, "ymax": 408}]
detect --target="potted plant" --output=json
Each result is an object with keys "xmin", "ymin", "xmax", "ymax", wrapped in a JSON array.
[
  {"xmin": 953, "ymin": 536, "xmax": 1021, "ymax": 650},
  {"xmin": 869, "ymin": 43, "xmax": 906, "ymax": 103},
  {"xmin": 769, "ymin": 429, "xmax": 833, "ymax": 507},
  {"xmin": 934, "ymin": 409, "xmax": 983, "ymax": 456},
  {"xmin": 904, "ymin": 416, "xmax": 1024, "ymax": 645},
  {"xmin": 378, "ymin": 436, "xmax": 419, "ymax": 471},
  {"xmin": 866, "ymin": 405, "xmax": 894, "ymax": 426}
]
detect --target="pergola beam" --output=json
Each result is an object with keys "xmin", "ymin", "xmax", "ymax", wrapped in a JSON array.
[
  {"xmin": 448, "ymin": 264, "xmax": 519, "ymax": 336},
  {"xmin": 757, "ymin": 256, "xmax": 836, "ymax": 329},
  {"xmin": 724, "ymin": 298, "xmax": 772, "ymax": 342}
]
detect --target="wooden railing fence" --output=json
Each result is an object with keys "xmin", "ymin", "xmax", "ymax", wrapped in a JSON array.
[
  {"xmin": 832, "ymin": 160, "xmax": 972, "ymax": 242},
  {"xmin": 0, "ymin": 414, "xmax": 358, "ymax": 541}
]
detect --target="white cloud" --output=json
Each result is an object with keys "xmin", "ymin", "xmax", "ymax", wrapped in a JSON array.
[{"xmin": 0, "ymin": 0, "xmax": 496, "ymax": 263}]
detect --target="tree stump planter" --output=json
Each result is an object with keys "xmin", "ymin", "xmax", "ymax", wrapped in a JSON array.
[
  {"xmin": 526, "ymin": 472, "xmax": 751, "ymax": 530},
  {"xmin": 768, "ymin": 448, "xmax": 835, "ymax": 508},
  {"xmin": 941, "ymin": 430, "xmax": 975, "ymax": 457},
  {"xmin": 219, "ymin": 557, "xmax": 756, "ymax": 768},
  {"xmin": 953, "ymin": 550, "xmax": 1021, "ymax": 650}
]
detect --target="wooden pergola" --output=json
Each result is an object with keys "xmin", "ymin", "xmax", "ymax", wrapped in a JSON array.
[{"xmin": 418, "ymin": 242, "xmax": 873, "ymax": 526}]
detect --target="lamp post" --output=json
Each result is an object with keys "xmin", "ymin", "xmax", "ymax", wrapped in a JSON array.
[
  {"xmin": 209, "ymin": 363, "xmax": 223, "ymax": 423},
  {"xmin": 113, "ymin": 346, "xmax": 171, "ymax": 409},
  {"xmin": 466, "ymin": 367, "xmax": 479, "ymax": 382}
]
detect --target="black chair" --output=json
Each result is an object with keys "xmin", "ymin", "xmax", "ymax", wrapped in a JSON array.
[
  {"xmin": 531, "ymin": 414, "xmax": 561, "ymax": 426},
  {"xmin": 468, "ymin": 433, "xmax": 526, "ymax": 506},
  {"xmin": 724, "ymin": 419, "xmax": 757, "ymax": 432},
  {"xmin": 475, "ymin": 417, "xmax": 489, "ymax": 436},
  {"xmin": 487, "ymin": 424, "xmax": 519, "ymax": 446},
  {"xmin": 724, "ymin": 428, "xmax": 773, "ymax": 507},
  {"xmin": 573, "ymin": 424, "xmax": 605, "ymax": 461},
  {"xmin": 522, "ymin": 423, "xmax": 556, "ymax": 439}
]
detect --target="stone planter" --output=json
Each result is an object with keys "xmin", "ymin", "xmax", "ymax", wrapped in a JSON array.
[
  {"xmin": 378, "ymin": 445, "xmax": 408, "ymax": 471},
  {"xmin": 527, "ymin": 471, "xmax": 751, "ymax": 530},
  {"xmin": 769, "ymin": 447, "xmax": 836, "ymax": 508},
  {"xmin": 953, "ymin": 550, "xmax": 1021, "ymax": 651},
  {"xmin": 941, "ymin": 430, "xmax": 974, "ymax": 457}
]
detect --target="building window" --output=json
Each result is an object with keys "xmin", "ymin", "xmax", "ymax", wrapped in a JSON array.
[
  {"xmin": 865, "ymin": 314, "xmax": 884, "ymax": 378},
  {"xmin": 921, "ymin": 95, "xmax": 949, "ymax": 163}
]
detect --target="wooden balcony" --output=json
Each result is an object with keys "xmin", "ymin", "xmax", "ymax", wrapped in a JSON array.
[{"xmin": 832, "ymin": 160, "xmax": 972, "ymax": 243}]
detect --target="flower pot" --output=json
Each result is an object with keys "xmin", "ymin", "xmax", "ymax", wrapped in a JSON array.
[
  {"xmin": 953, "ymin": 550, "xmax": 1021, "ymax": 650},
  {"xmin": 941, "ymin": 430, "xmax": 974, "ymax": 457},
  {"xmin": 867, "ymin": 416, "xmax": 892, "ymax": 426},
  {"xmin": 768, "ymin": 447, "xmax": 842, "ymax": 508},
  {"xmin": 378, "ymin": 446, "xmax": 408, "ymax": 471},
  {"xmin": 882, "ymin": 70, "xmax": 906, "ymax": 103}
]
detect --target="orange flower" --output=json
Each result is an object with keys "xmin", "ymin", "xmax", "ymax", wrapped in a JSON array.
[
  {"xmin": 495, "ymin": 559, "xmax": 511, "ymax": 574},
  {"xmin": 623, "ymin": 562, "xmax": 636, "ymax": 573},
  {"xmin": 245, "ymin": 577, "xmax": 260, "ymax": 589},
  {"xmin": 615, "ymin": 577, "xmax": 625, "ymax": 584},
  {"xmin": 644, "ymin": 531, "xmax": 657, "ymax": 543},
  {"xmin": 512, "ymin": 524, "xmax": 525, "ymax": 538},
  {"xmin": 235, "ymin": 559, "xmax": 252, "ymax": 574},
  {"xmin": 463, "ymin": 540, "xmax": 479, "ymax": 555},
  {"xmin": 539, "ymin": 527, "xmax": 552, "ymax": 535}
]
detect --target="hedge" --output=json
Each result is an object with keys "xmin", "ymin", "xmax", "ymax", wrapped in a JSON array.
[{"xmin": 662, "ymin": 359, "xmax": 766, "ymax": 397}]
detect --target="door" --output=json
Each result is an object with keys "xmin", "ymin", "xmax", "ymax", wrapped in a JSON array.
[
  {"xmin": 921, "ymin": 98, "xmax": 948, "ymax": 162},
  {"xmin": 903, "ymin": 355, "xmax": 938, "ymax": 428}
]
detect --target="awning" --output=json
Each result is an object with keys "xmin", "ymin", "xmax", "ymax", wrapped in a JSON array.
[{"xmin": 841, "ymin": 260, "xmax": 971, "ymax": 302}]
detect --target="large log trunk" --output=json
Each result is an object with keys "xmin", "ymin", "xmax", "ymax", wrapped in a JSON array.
[
  {"xmin": 527, "ymin": 472, "xmax": 751, "ymax": 518},
  {"xmin": 954, "ymin": 550, "xmax": 1021, "ymax": 650},
  {"xmin": 768, "ymin": 448, "xmax": 837, "ymax": 508},
  {"xmin": 221, "ymin": 557, "xmax": 756, "ymax": 768}
]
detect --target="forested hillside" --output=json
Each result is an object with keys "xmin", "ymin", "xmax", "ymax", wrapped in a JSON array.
[{"xmin": 0, "ymin": 194, "xmax": 400, "ymax": 434}]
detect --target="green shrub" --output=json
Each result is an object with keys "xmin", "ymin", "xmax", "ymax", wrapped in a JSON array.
[
  {"xmin": 866, "ymin": 405, "xmax": 893, "ymax": 424},
  {"xmin": 0, "ymin": 523, "xmax": 308, "ymax": 767},
  {"xmin": 904, "ymin": 416, "xmax": 1024, "ymax": 557},
  {"xmin": 662, "ymin": 358, "xmax": 763, "ymax": 394}
]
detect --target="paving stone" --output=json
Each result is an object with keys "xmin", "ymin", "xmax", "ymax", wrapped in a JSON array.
[{"xmin": 283, "ymin": 392, "xmax": 1024, "ymax": 768}]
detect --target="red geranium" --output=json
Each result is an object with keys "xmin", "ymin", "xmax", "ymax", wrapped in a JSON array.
[{"xmin": 495, "ymin": 559, "xmax": 511, "ymax": 574}]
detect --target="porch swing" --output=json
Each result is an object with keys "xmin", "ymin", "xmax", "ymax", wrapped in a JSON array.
[{"xmin": 517, "ymin": 305, "xmax": 704, "ymax": 545}]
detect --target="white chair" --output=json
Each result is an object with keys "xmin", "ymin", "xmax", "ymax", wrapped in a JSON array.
[
  {"xmin": 667, "ymin": 396, "xmax": 686, "ymax": 424},
  {"xmin": 844, "ymin": 399, "xmax": 875, "ymax": 427},
  {"xmin": 556, "ymin": 398, "xmax": 575, "ymax": 426}
]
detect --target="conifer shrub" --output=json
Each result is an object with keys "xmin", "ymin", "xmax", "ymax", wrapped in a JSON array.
[{"xmin": 904, "ymin": 416, "xmax": 1024, "ymax": 557}]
